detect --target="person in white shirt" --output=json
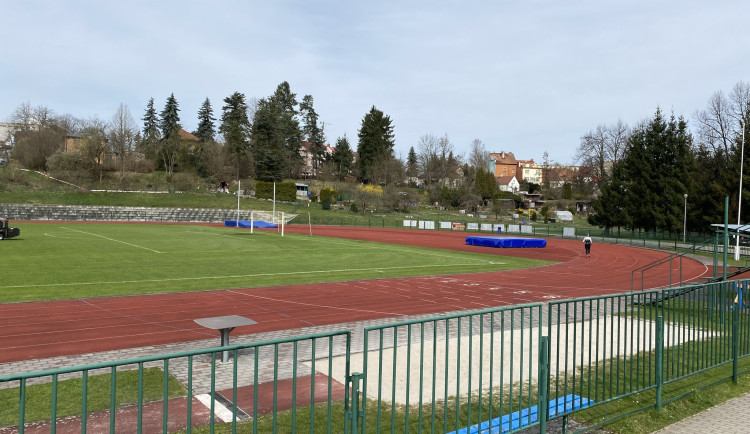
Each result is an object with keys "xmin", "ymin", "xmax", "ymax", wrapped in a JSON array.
[{"xmin": 583, "ymin": 234, "xmax": 592, "ymax": 257}]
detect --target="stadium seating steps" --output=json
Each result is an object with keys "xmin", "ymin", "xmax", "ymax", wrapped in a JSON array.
[{"xmin": 1, "ymin": 204, "xmax": 251, "ymax": 223}]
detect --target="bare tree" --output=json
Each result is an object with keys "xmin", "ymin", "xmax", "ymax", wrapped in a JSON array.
[
  {"xmin": 694, "ymin": 81, "xmax": 749, "ymax": 162},
  {"xmin": 576, "ymin": 120, "xmax": 629, "ymax": 186},
  {"xmin": 436, "ymin": 134, "xmax": 455, "ymax": 183},
  {"xmin": 109, "ymin": 103, "xmax": 138, "ymax": 178},
  {"xmin": 469, "ymin": 138, "xmax": 488, "ymax": 171},
  {"xmin": 694, "ymin": 91, "xmax": 734, "ymax": 161},
  {"xmin": 417, "ymin": 134, "xmax": 439, "ymax": 186}
]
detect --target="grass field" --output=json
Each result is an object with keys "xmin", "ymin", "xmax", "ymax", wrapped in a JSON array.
[{"xmin": 0, "ymin": 222, "xmax": 553, "ymax": 303}]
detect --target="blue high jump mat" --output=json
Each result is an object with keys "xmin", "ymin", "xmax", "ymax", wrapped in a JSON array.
[
  {"xmin": 224, "ymin": 220, "xmax": 278, "ymax": 228},
  {"xmin": 447, "ymin": 394, "xmax": 593, "ymax": 434},
  {"xmin": 465, "ymin": 236, "xmax": 546, "ymax": 248}
]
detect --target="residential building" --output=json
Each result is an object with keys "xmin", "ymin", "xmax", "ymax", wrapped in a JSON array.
[
  {"xmin": 489, "ymin": 152, "xmax": 518, "ymax": 180},
  {"xmin": 496, "ymin": 175, "xmax": 520, "ymax": 193},
  {"xmin": 517, "ymin": 159, "xmax": 543, "ymax": 184}
]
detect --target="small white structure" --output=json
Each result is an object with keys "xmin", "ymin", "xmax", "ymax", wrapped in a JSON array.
[{"xmin": 554, "ymin": 210, "xmax": 574, "ymax": 222}]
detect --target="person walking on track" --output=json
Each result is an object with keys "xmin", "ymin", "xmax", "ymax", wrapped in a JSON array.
[{"xmin": 583, "ymin": 234, "xmax": 592, "ymax": 257}]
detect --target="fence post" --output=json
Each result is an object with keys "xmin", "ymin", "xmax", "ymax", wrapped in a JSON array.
[
  {"xmin": 538, "ymin": 336, "xmax": 549, "ymax": 433},
  {"xmin": 655, "ymin": 316, "xmax": 664, "ymax": 411},
  {"xmin": 733, "ymin": 300, "xmax": 740, "ymax": 383},
  {"xmin": 346, "ymin": 372, "xmax": 364, "ymax": 433}
]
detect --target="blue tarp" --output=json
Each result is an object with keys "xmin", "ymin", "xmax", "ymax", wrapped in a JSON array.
[
  {"xmin": 465, "ymin": 236, "xmax": 547, "ymax": 248},
  {"xmin": 224, "ymin": 220, "xmax": 278, "ymax": 229}
]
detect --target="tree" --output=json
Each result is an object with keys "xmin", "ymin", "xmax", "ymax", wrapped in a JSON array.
[
  {"xmin": 252, "ymin": 82, "xmax": 302, "ymax": 181},
  {"xmin": 330, "ymin": 135, "xmax": 354, "ymax": 181},
  {"xmin": 474, "ymin": 168, "xmax": 497, "ymax": 203},
  {"xmin": 252, "ymin": 97, "xmax": 286, "ymax": 182},
  {"xmin": 139, "ymin": 98, "xmax": 161, "ymax": 163},
  {"xmin": 79, "ymin": 117, "xmax": 109, "ymax": 182},
  {"xmin": 300, "ymin": 94, "xmax": 326, "ymax": 177},
  {"xmin": 417, "ymin": 134, "xmax": 439, "ymax": 186},
  {"xmin": 592, "ymin": 108, "xmax": 695, "ymax": 233},
  {"xmin": 576, "ymin": 120, "xmax": 629, "ymax": 188},
  {"xmin": 8, "ymin": 103, "xmax": 68, "ymax": 170},
  {"xmin": 194, "ymin": 97, "xmax": 216, "ymax": 144},
  {"xmin": 158, "ymin": 94, "xmax": 181, "ymax": 178},
  {"xmin": 109, "ymin": 103, "xmax": 137, "ymax": 178},
  {"xmin": 272, "ymin": 82, "xmax": 302, "ymax": 178},
  {"xmin": 220, "ymin": 92, "xmax": 251, "ymax": 178},
  {"xmin": 357, "ymin": 106, "xmax": 395, "ymax": 184},
  {"xmin": 406, "ymin": 146, "xmax": 418, "ymax": 182}
]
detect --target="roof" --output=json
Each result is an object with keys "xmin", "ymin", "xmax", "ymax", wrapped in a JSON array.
[
  {"xmin": 495, "ymin": 175, "xmax": 518, "ymax": 185},
  {"xmin": 710, "ymin": 224, "xmax": 750, "ymax": 233},
  {"xmin": 489, "ymin": 152, "xmax": 517, "ymax": 165},
  {"xmin": 178, "ymin": 128, "xmax": 199, "ymax": 141}
]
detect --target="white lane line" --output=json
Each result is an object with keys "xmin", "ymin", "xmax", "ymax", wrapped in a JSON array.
[
  {"xmin": 61, "ymin": 227, "xmax": 164, "ymax": 253},
  {"xmin": 0, "ymin": 262, "xmax": 504, "ymax": 289}
]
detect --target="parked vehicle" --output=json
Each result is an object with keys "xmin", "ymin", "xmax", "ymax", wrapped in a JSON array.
[{"xmin": 0, "ymin": 218, "xmax": 20, "ymax": 240}]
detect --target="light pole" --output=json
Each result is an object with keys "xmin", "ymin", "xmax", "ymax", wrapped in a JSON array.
[
  {"xmin": 683, "ymin": 193, "xmax": 688, "ymax": 243},
  {"xmin": 736, "ymin": 120, "xmax": 746, "ymax": 261}
]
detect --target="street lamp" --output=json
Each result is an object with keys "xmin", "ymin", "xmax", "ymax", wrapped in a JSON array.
[
  {"xmin": 683, "ymin": 193, "xmax": 688, "ymax": 243},
  {"xmin": 736, "ymin": 120, "xmax": 746, "ymax": 261}
]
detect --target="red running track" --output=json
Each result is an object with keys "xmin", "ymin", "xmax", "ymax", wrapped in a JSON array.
[{"xmin": 0, "ymin": 227, "xmax": 710, "ymax": 364}]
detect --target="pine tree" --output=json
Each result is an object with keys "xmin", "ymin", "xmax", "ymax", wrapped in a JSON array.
[
  {"xmin": 357, "ymin": 106, "xmax": 395, "ymax": 184},
  {"xmin": 195, "ymin": 98, "xmax": 216, "ymax": 143},
  {"xmin": 300, "ymin": 95, "xmax": 326, "ymax": 177},
  {"xmin": 142, "ymin": 98, "xmax": 160, "ymax": 141},
  {"xmin": 332, "ymin": 135, "xmax": 354, "ymax": 181},
  {"xmin": 592, "ymin": 108, "xmax": 695, "ymax": 233},
  {"xmin": 139, "ymin": 98, "xmax": 161, "ymax": 163},
  {"xmin": 158, "ymin": 94, "xmax": 182, "ymax": 178},
  {"xmin": 252, "ymin": 82, "xmax": 303, "ymax": 181},
  {"xmin": 159, "ymin": 93, "xmax": 181, "ymax": 140},
  {"xmin": 406, "ymin": 146, "xmax": 418, "ymax": 179},
  {"xmin": 220, "ymin": 92, "xmax": 251, "ymax": 178}
]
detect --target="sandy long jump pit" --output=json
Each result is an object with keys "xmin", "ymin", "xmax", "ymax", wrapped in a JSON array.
[{"xmin": 305, "ymin": 315, "xmax": 718, "ymax": 405}]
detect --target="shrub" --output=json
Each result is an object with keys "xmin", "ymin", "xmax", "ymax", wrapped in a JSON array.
[
  {"xmin": 320, "ymin": 188, "xmax": 337, "ymax": 210},
  {"xmin": 255, "ymin": 181, "xmax": 296, "ymax": 201}
]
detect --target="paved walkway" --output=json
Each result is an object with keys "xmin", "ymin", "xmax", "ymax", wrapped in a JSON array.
[{"xmin": 656, "ymin": 392, "xmax": 750, "ymax": 434}]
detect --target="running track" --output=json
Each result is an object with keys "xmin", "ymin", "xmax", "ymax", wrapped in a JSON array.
[{"xmin": 0, "ymin": 226, "xmax": 710, "ymax": 364}]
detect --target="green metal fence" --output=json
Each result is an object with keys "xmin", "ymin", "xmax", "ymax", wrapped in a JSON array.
[
  {"xmin": 4, "ymin": 281, "xmax": 750, "ymax": 433},
  {"xmin": 0, "ymin": 330, "xmax": 352, "ymax": 434},
  {"xmin": 357, "ymin": 304, "xmax": 543, "ymax": 433}
]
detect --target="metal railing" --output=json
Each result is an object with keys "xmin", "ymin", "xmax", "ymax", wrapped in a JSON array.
[{"xmin": 4, "ymin": 281, "xmax": 750, "ymax": 433}]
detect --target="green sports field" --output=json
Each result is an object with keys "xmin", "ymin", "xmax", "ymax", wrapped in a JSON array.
[{"xmin": 0, "ymin": 223, "xmax": 553, "ymax": 303}]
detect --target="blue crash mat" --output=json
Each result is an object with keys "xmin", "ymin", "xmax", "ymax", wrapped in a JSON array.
[
  {"xmin": 224, "ymin": 220, "xmax": 278, "ymax": 228},
  {"xmin": 465, "ymin": 236, "xmax": 546, "ymax": 248}
]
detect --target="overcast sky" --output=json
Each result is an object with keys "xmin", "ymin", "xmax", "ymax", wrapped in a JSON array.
[{"xmin": 3, "ymin": 0, "xmax": 749, "ymax": 164}]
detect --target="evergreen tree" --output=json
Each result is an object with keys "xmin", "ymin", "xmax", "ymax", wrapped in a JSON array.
[
  {"xmin": 357, "ymin": 106, "xmax": 395, "ymax": 184},
  {"xmin": 140, "ymin": 98, "xmax": 161, "ymax": 162},
  {"xmin": 406, "ymin": 146, "xmax": 418, "ymax": 179},
  {"xmin": 159, "ymin": 93, "xmax": 181, "ymax": 140},
  {"xmin": 331, "ymin": 135, "xmax": 354, "ymax": 181},
  {"xmin": 591, "ymin": 108, "xmax": 695, "ymax": 233},
  {"xmin": 300, "ymin": 94, "xmax": 326, "ymax": 177},
  {"xmin": 195, "ymin": 97, "xmax": 216, "ymax": 143},
  {"xmin": 158, "ymin": 93, "xmax": 182, "ymax": 178},
  {"xmin": 252, "ymin": 82, "xmax": 303, "ymax": 181},
  {"xmin": 252, "ymin": 97, "xmax": 286, "ymax": 182},
  {"xmin": 219, "ymin": 92, "xmax": 251, "ymax": 178}
]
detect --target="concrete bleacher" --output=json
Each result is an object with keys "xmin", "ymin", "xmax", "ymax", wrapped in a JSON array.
[{"xmin": 0, "ymin": 204, "xmax": 254, "ymax": 224}]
